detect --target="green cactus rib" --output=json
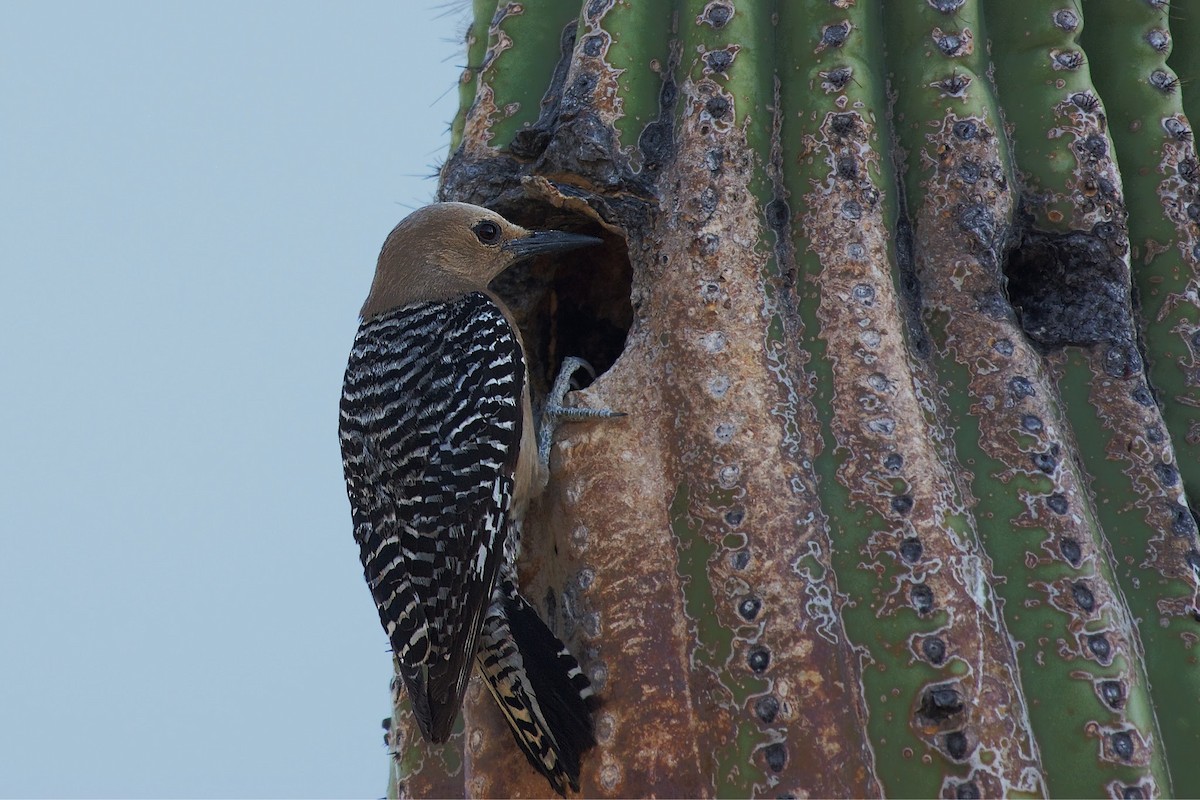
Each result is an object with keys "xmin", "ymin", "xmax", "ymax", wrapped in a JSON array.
[
  {"xmin": 448, "ymin": 0, "xmax": 494, "ymax": 153},
  {"xmin": 1082, "ymin": 2, "xmax": 1200, "ymax": 792},
  {"xmin": 777, "ymin": 3, "xmax": 1041, "ymax": 796},
  {"xmin": 888, "ymin": 1, "xmax": 1167, "ymax": 795},
  {"xmin": 1168, "ymin": 3, "xmax": 1200, "ymax": 128},
  {"xmin": 582, "ymin": 0, "xmax": 676, "ymax": 153}
]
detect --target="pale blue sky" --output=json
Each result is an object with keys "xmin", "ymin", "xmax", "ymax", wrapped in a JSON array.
[{"xmin": 1, "ymin": 3, "xmax": 465, "ymax": 796}]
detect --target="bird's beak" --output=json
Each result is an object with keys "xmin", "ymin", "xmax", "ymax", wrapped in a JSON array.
[{"xmin": 502, "ymin": 229, "xmax": 603, "ymax": 259}]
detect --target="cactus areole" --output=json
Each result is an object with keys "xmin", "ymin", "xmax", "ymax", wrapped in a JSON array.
[{"xmin": 383, "ymin": 2, "xmax": 1200, "ymax": 798}]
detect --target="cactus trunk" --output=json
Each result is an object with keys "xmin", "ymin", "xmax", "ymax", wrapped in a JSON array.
[{"xmin": 386, "ymin": 2, "xmax": 1200, "ymax": 797}]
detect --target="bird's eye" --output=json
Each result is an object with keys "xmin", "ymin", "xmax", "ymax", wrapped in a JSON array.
[{"xmin": 473, "ymin": 220, "xmax": 502, "ymax": 245}]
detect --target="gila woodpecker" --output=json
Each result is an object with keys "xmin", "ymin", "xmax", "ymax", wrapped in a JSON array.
[{"xmin": 340, "ymin": 202, "xmax": 610, "ymax": 795}]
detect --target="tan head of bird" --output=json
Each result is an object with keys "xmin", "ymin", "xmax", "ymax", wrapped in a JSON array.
[{"xmin": 361, "ymin": 202, "xmax": 601, "ymax": 318}]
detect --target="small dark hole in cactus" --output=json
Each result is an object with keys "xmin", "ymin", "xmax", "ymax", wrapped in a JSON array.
[
  {"xmin": 704, "ymin": 48, "xmax": 734, "ymax": 74},
  {"xmin": 763, "ymin": 742, "xmax": 787, "ymax": 773},
  {"xmin": 748, "ymin": 646, "xmax": 770, "ymax": 672},
  {"xmin": 732, "ymin": 549, "xmax": 750, "ymax": 569},
  {"xmin": 885, "ymin": 453, "xmax": 904, "ymax": 472},
  {"xmin": 836, "ymin": 155, "xmax": 858, "ymax": 180},
  {"xmin": 703, "ymin": 2, "xmax": 733, "ymax": 28},
  {"xmin": 1131, "ymin": 384, "xmax": 1156, "ymax": 407},
  {"xmin": 922, "ymin": 636, "xmax": 947, "ymax": 665},
  {"xmin": 918, "ymin": 684, "xmax": 964, "ymax": 721},
  {"xmin": 1008, "ymin": 376, "xmax": 1035, "ymax": 399},
  {"xmin": 1053, "ymin": 9, "xmax": 1079, "ymax": 31},
  {"xmin": 1171, "ymin": 503, "xmax": 1197, "ymax": 537},
  {"xmin": 899, "ymin": 537, "xmax": 923, "ymax": 564},
  {"xmin": 953, "ymin": 120, "xmax": 978, "ymax": 140},
  {"xmin": 911, "ymin": 583, "xmax": 935, "ymax": 614},
  {"xmin": 1164, "ymin": 117, "xmax": 1191, "ymax": 142},
  {"xmin": 738, "ymin": 595, "xmax": 762, "ymax": 621},
  {"xmin": 755, "ymin": 694, "xmax": 780, "ymax": 723},
  {"xmin": 1030, "ymin": 450, "xmax": 1057, "ymax": 475},
  {"xmin": 1047, "ymin": 493, "xmax": 1069, "ymax": 514},
  {"xmin": 1061, "ymin": 538, "xmax": 1082, "ymax": 566},
  {"xmin": 944, "ymin": 731, "xmax": 969, "ymax": 760},
  {"xmin": 1121, "ymin": 787, "xmax": 1146, "ymax": 800},
  {"xmin": 936, "ymin": 33, "xmax": 963, "ymax": 56},
  {"xmin": 892, "ymin": 494, "xmax": 915, "ymax": 516},
  {"xmin": 957, "ymin": 159, "xmax": 980, "ymax": 184},
  {"xmin": 955, "ymin": 782, "xmax": 981, "ymax": 800},
  {"xmin": 822, "ymin": 21, "xmax": 851, "ymax": 48},
  {"xmin": 821, "ymin": 66, "xmax": 853, "ymax": 91},
  {"xmin": 1020, "ymin": 414, "xmax": 1043, "ymax": 433},
  {"xmin": 1080, "ymin": 133, "xmax": 1108, "ymax": 159},
  {"xmin": 929, "ymin": 0, "xmax": 966, "ymax": 13},
  {"xmin": 1150, "ymin": 69, "xmax": 1180, "ymax": 93},
  {"xmin": 581, "ymin": 34, "xmax": 606, "ymax": 58},
  {"xmin": 1072, "ymin": 582, "xmax": 1096, "ymax": 612},
  {"xmin": 1154, "ymin": 462, "xmax": 1179, "ymax": 487},
  {"xmin": 1104, "ymin": 343, "xmax": 1142, "ymax": 379},
  {"xmin": 705, "ymin": 96, "xmax": 731, "ymax": 120},
  {"xmin": 1088, "ymin": 633, "xmax": 1112, "ymax": 662},
  {"xmin": 1112, "ymin": 731, "xmax": 1135, "ymax": 761},
  {"xmin": 1099, "ymin": 679, "xmax": 1126, "ymax": 709},
  {"xmin": 726, "ymin": 507, "xmax": 745, "ymax": 526}
]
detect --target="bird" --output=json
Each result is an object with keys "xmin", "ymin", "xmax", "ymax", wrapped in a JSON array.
[{"xmin": 339, "ymin": 202, "xmax": 613, "ymax": 794}]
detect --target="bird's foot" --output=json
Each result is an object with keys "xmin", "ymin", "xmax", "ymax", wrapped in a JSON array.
[{"xmin": 538, "ymin": 356, "xmax": 625, "ymax": 470}]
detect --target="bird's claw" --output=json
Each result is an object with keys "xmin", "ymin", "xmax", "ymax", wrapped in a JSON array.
[{"xmin": 538, "ymin": 356, "xmax": 625, "ymax": 469}]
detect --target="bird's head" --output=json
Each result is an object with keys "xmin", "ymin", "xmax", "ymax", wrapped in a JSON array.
[{"xmin": 361, "ymin": 202, "xmax": 602, "ymax": 318}]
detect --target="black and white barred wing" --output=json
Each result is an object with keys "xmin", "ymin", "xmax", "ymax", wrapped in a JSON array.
[{"xmin": 339, "ymin": 291, "xmax": 524, "ymax": 742}]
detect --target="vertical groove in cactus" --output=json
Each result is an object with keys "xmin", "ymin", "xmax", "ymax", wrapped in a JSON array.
[{"xmin": 382, "ymin": 2, "xmax": 1200, "ymax": 796}]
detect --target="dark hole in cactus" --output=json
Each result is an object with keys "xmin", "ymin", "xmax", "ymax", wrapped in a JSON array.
[
  {"xmin": 1099, "ymin": 679, "xmax": 1126, "ymax": 710},
  {"xmin": 703, "ymin": 48, "xmax": 734, "ymax": 74},
  {"xmin": 725, "ymin": 507, "xmax": 745, "ymax": 526},
  {"xmin": 899, "ymin": 537, "xmax": 923, "ymax": 564},
  {"xmin": 953, "ymin": 120, "xmax": 978, "ymax": 140},
  {"xmin": 703, "ymin": 2, "xmax": 733, "ymax": 28},
  {"xmin": 1008, "ymin": 376, "xmax": 1035, "ymax": 399},
  {"xmin": 891, "ymin": 494, "xmax": 914, "ymax": 516},
  {"xmin": 748, "ymin": 646, "xmax": 771, "ymax": 673},
  {"xmin": 1061, "ymin": 538, "xmax": 1082, "ymax": 567},
  {"xmin": 1112, "ymin": 731, "xmax": 1136, "ymax": 761},
  {"xmin": 1072, "ymin": 582, "xmax": 1096, "ymax": 613},
  {"xmin": 822, "ymin": 21, "xmax": 851, "ymax": 49},
  {"xmin": 1154, "ymin": 462, "xmax": 1180, "ymax": 487},
  {"xmin": 1001, "ymin": 226, "xmax": 1135, "ymax": 352},
  {"xmin": 763, "ymin": 742, "xmax": 787, "ymax": 773},
  {"xmin": 705, "ymin": 96, "xmax": 731, "ymax": 121},
  {"xmin": 1088, "ymin": 633, "xmax": 1112, "ymax": 663},
  {"xmin": 944, "ymin": 730, "xmax": 969, "ymax": 760},
  {"xmin": 738, "ymin": 595, "xmax": 762, "ymax": 621},
  {"xmin": 885, "ymin": 453, "xmax": 904, "ymax": 472},
  {"xmin": 1170, "ymin": 502, "xmax": 1198, "ymax": 537},
  {"xmin": 918, "ymin": 684, "xmax": 964, "ymax": 721},
  {"xmin": 489, "ymin": 205, "xmax": 633, "ymax": 401},
  {"xmin": 922, "ymin": 636, "xmax": 947, "ymax": 665},
  {"xmin": 1030, "ymin": 449, "xmax": 1058, "ymax": 475},
  {"xmin": 1045, "ymin": 493, "xmax": 1069, "ymax": 514},
  {"xmin": 955, "ymin": 781, "xmax": 981, "ymax": 800},
  {"xmin": 911, "ymin": 583, "xmax": 935, "ymax": 614},
  {"xmin": 755, "ymin": 694, "xmax": 780, "ymax": 724}
]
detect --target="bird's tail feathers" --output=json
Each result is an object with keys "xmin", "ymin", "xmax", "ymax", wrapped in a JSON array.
[{"xmin": 477, "ymin": 580, "xmax": 596, "ymax": 796}]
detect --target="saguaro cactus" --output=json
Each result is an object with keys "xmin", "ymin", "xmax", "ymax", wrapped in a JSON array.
[{"xmin": 383, "ymin": 2, "xmax": 1200, "ymax": 797}]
